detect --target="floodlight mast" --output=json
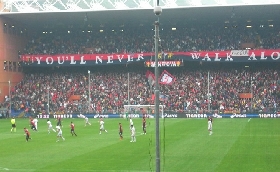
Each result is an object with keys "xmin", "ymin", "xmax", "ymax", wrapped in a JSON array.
[{"xmin": 154, "ymin": 4, "xmax": 162, "ymax": 172}]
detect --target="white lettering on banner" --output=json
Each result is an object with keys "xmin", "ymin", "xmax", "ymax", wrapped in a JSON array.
[
  {"xmin": 230, "ymin": 114, "xmax": 246, "ymax": 118},
  {"xmin": 271, "ymin": 52, "xmax": 280, "ymax": 60},
  {"xmin": 57, "ymin": 56, "xmax": 65, "ymax": 64},
  {"xmin": 260, "ymin": 52, "xmax": 267, "ymax": 60},
  {"xmin": 259, "ymin": 114, "xmax": 280, "ymax": 118},
  {"xmin": 163, "ymin": 114, "xmax": 177, "ymax": 118},
  {"xmin": 185, "ymin": 114, "xmax": 207, "ymax": 118},
  {"xmin": 191, "ymin": 53, "xmax": 200, "ymax": 59},
  {"xmin": 37, "ymin": 115, "xmax": 49, "ymax": 119},
  {"xmin": 214, "ymin": 53, "xmax": 221, "ymax": 61},
  {"xmin": 225, "ymin": 53, "xmax": 233, "ymax": 61},
  {"xmin": 96, "ymin": 56, "xmax": 102, "ymax": 64},
  {"xmin": 202, "ymin": 53, "xmax": 211, "ymax": 61},
  {"xmin": 230, "ymin": 50, "xmax": 249, "ymax": 56},
  {"xmin": 248, "ymin": 52, "xmax": 257, "ymax": 61},
  {"xmin": 53, "ymin": 114, "xmax": 73, "ymax": 118},
  {"xmin": 70, "ymin": 56, "xmax": 76, "ymax": 64},
  {"xmin": 25, "ymin": 51, "xmax": 280, "ymax": 65},
  {"xmin": 46, "ymin": 56, "xmax": 54, "ymax": 64},
  {"xmin": 117, "ymin": 55, "xmax": 124, "ymax": 62},
  {"xmin": 137, "ymin": 54, "xmax": 144, "ymax": 61},
  {"xmin": 128, "ymin": 114, "xmax": 140, "ymax": 118},
  {"xmin": 127, "ymin": 54, "xmax": 133, "ymax": 62},
  {"xmin": 93, "ymin": 114, "xmax": 109, "ymax": 118},
  {"xmin": 107, "ymin": 55, "xmax": 114, "ymax": 64},
  {"xmin": 150, "ymin": 61, "xmax": 177, "ymax": 67},
  {"xmin": 80, "ymin": 56, "xmax": 86, "ymax": 64}
]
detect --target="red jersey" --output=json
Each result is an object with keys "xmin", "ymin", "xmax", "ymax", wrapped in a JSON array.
[
  {"xmin": 29, "ymin": 117, "xmax": 33, "ymax": 124},
  {"xmin": 71, "ymin": 123, "xmax": 75, "ymax": 129},
  {"xmin": 24, "ymin": 128, "xmax": 30, "ymax": 136},
  {"xmin": 31, "ymin": 121, "xmax": 35, "ymax": 126},
  {"xmin": 57, "ymin": 117, "xmax": 61, "ymax": 122},
  {"xmin": 143, "ymin": 118, "xmax": 146, "ymax": 127},
  {"xmin": 119, "ymin": 124, "xmax": 123, "ymax": 132}
]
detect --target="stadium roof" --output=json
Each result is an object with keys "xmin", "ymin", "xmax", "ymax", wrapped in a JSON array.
[{"xmin": 0, "ymin": 4, "xmax": 279, "ymax": 30}]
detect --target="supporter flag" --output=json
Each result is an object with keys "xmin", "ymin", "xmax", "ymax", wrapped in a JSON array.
[
  {"xmin": 159, "ymin": 70, "xmax": 176, "ymax": 85},
  {"xmin": 146, "ymin": 70, "xmax": 155, "ymax": 87}
]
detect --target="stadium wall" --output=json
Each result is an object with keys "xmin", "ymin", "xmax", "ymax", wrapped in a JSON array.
[{"xmin": 0, "ymin": 17, "xmax": 25, "ymax": 102}]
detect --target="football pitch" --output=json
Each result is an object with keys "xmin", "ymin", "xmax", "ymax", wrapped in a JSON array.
[{"xmin": 0, "ymin": 117, "xmax": 279, "ymax": 172}]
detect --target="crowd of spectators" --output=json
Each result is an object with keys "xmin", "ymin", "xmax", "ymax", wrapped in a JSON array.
[
  {"xmin": 9, "ymin": 23, "xmax": 280, "ymax": 115},
  {"xmin": 21, "ymin": 25, "xmax": 280, "ymax": 55},
  {"xmin": 6, "ymin": 63, "xmax": 280, "ymax": 115}
]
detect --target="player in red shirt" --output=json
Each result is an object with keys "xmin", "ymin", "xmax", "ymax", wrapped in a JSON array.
[
  {"xmin": 30, "ymin": 120, "xmax": 37, "ymax": 131},
  {"xmin": 24, "ymin": 128, "xmax": 31, "ymax": 142},
  {"xmin": 142, "ymin": 116, "xmax": 147, "ymax": 135},
  {"xmin": 70, "ymin": 122, "xmax": 77, "ymax": 136},
  {"xmin": 29, "ymin": 116, "xmax": 33, "ymax": 126},
  {"xmin": 119, "ymin": 123, "xmax": 123, "ymax": 140},
  {"xmin": 56, "ymin": 116, "xmax": 62, "ymax": 127}
]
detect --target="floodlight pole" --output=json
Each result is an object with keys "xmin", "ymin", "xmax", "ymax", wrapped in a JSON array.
[
  {"xmin": 8, "ymin": 80, "xmax": 11, "ymax": 117},
  {"xmin": 47, "ymin": 86, "xmax": 50, "ymax": 114},
  {"xmin": 154, "ymin": 6, "xmax": 162, "ymax": 171},
  {"xmin": 88, "ymin": 70, "xmax": 91, "ymax": 113}
]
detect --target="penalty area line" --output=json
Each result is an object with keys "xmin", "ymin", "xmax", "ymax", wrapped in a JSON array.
[{"xmin": 248, "ymin": 118, "xmax": 251, "ymax": 122}]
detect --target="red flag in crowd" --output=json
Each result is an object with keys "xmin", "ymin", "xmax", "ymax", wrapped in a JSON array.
[
  {"xmin": 159, "ymin": 70, "xmax": 176, "ymax": 85},
  {"xmin": 146, "ymin": 70, "xmax": 155, "ymax": 87}
]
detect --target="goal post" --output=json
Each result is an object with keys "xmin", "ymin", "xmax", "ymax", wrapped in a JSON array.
[{"xmin": 123, "ymin": 105, "xmax": 165, "ymax": 119}]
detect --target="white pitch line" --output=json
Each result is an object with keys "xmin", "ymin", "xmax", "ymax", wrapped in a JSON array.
[{"xmin": 248, "ymin": 118, "xmax": 251, "ymax": 122}]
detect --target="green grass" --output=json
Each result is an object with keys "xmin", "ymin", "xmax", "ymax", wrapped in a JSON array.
[{"xmin": 0, "ymin": 117, "xmax": 279, "ymax": 172}]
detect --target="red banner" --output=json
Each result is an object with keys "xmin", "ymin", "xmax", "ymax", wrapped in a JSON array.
[{"xmin": 20, "ymin": 49, "xmax": 280, "ymax": 66}]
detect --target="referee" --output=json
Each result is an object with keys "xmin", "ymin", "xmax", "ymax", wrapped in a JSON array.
[{"xmin": 11, "ymin": 117, "xmax": 16, "ymax": 133}]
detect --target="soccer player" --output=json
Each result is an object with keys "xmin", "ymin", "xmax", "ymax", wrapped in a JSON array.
[
  {"xmin": 208, "ymin": 115, "xmax": 213, "ymax": 135},
  {"xmin": 84, "ymin": 117, "xmax": 91, "ymax": 126},
  {"xmin": 24, "ymin": 128, "xmax": 31, "ymax": 142},
  {"xmin": 125, "ymin": 111, "xmax": 129, "ymax": 121},
  {"xmin": 47, "ymin": 119, "xmax": 56, "ymax": 134},
  {"xmin": 56, "ymin": 116, "xmax": 62, "ymax": 128},
  {"xmin": 11, "ymin": 117, "xmax": 16, "ymax": 133},
  {"xmin": 130, "ymin": 125, "xmax": 136, "ymax": 142},
  {"xmin": 29, "ymin": 116, "xmax": 33, "ymax": 127},
  {"xmin": 70, "ymin": 122, "xmax": 77, "ymax": 136},
  {"xmin": 142, "ymin": 116, "xmax": 147, "ymax": 135},
  {"xmin": 56, "ymin": 125, "xmax": 65, "ymax": 142},
  {"xmin": 129, "ymin": 118, "xmax": 134, "ymax": 129},
  {"xmin": 119, "ymin": 123, "xmax": 123, "ymax": 140},
  {"xmin": 99, "ymin": 118, "xmax": 107, "ymax": 134},
  {"xmin": 30, "ymin": 120, "xmax": 37, "ymax": 131},
  {"xmin": 33, "ymin": 117, "xmax": 38, "ymax": 130}
]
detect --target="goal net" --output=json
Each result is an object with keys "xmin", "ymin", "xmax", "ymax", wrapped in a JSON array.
[{"xmin": 123, "ymin": 105, "xmax": 165, "ymax": 119}]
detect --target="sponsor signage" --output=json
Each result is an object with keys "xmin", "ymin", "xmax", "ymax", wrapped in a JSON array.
[
  {"xmin": 37, "ymin": 114, "xmax": 50, "ymax": 119},
  {"xmin": 53, "ymin": 114, "xmax": 73, "ymax": 118},
  {"xmin": 163, "ymin": 113, "xmax": 178, "ymax": 118},
  {"xmin": 20, "ymin": 49, "xmax": 280, "ymax": 66}
]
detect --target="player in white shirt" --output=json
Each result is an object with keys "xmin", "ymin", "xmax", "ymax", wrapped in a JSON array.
[
  {"xmin": 33, "ymin": 117, "xmax": 38, "ymax": 130},
  {"xmin": 47, "ymin": 119, "xmax": 56, "ymax": 134},
  {"xmin": 85, "ymin": 117, "xmax": 91, "ymax": 127},
  {"xmin": 130, "ymin": 125, "xmax": 136, "ymax": 142},
  {"xmin": 99, "ymin": 118, "xmax": 107, "ymax": 134},
  {"xmin": 56, "ymin": 125, "xmax": 65, "ymax": 142},
  {"xmin": 129, "ymin": 118, "xmax": 134, "ymax": 129}
]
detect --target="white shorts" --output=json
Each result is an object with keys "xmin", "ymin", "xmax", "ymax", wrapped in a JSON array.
[
  {"xmin": 48, "ymin": 126, "xmax": 53, "ymax": 130},
  {"xmin": 100, "ymin": 126, "xmax": 104, "ymax": 130},
  {"xmin": 57, "ymin": 131, "xmax": 62, "ymax": 137},
  {"xmin": 208, "ymin": 121, "xmax": 212, "ymax": 131}
]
